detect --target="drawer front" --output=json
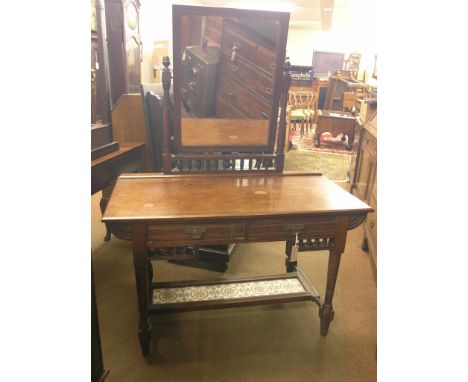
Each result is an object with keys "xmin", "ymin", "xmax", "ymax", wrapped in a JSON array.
[
  {"xmin": 246, "ymin": 218, "xmax": 338, "ymax": 241},
  {"xmin": 215, "ymin": 96, "xmax": 248, "ymax": 119},
  {"xmin": 245, "ymin": 93, "xmax": 271, "ymax": 120},
  {"xmin": 217, "ymin": 74, "xmax": 250, "ymax": 113},
  {"xmin": 222, "ymin": 25, "xmax": 257, "ymax": 63},
  {"xmin": 365, "ymin": 194, "xmax": 377, "ymax": 253},
  {"xmin": 220, "ymin": 49, "xmax": 273, "ymax": 102},
  {"xmin": 217, "ymin": 73, "xmax": 271, "ymax": 119},
  {"xmin": 362, "ymin": 130, "xmax": 377, "ymax": 154},
  {"xmin": 147, "ymin": 222, "xmax": 245, "ymax": 247},
  {"xmin": 256, "ymin": 45, "xmax": 276, "ymax": 76}
]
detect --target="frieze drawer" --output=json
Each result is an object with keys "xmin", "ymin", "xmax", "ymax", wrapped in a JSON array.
[
  {"xmin": 246, "ymin": 218, "xmax": 338, "ymax": 241},
  {"xmin": 147, "ymin": 222, "xmax": 245, "ymax": 247}
]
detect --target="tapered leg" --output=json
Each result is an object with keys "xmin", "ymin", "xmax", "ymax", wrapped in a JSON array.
[
  {"xmin": 133, "ymin": 223, "xmax": 151, "ymax": 357},
  {"xmin": 319, "ymin": 249, "xmax": 342, "ymax": 335},
  {"xmin": 319, "ymin": 216, "xmax": 349, "ymax": 336},
  {"xmin": 285, "ymin": 240, "xmax": 297, "ymax": 273}
]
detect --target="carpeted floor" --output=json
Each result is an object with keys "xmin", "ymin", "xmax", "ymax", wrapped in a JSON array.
[
  {"xmin": 284, "ymin": 149, "xmax": 353, "ymax": 182},
  {"xmin": 91, "ymin": 185, "xmax": 376, "ymax": 382},
  {"xmin": 289, "ymin": 126, "xmax": 353, "ymax": 155},
  {"xmin": 284, "ymin": 126, "xmax": 355, "ymax": 182}
]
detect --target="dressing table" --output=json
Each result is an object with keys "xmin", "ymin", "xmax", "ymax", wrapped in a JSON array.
[{"xmin": 102, "ymin": 5, "xmax": 372, "ymax": 358}]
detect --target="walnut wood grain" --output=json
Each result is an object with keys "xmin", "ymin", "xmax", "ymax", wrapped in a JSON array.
[
  {"xmin": 181, "ymin": 118, "xmax": 269, "ymax": 146},
  {"xmin": 102, "ymin": 173, "xmax": 372, "ymax": 222}
]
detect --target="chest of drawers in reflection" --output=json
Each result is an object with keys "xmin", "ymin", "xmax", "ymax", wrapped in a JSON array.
[
  {"xmin": 181, "ymin": 45, "xmax": 220, "ymax": 117},
  {"xmin": 215, "ymin": 19, "xmax": 276, "ymax": 120}
]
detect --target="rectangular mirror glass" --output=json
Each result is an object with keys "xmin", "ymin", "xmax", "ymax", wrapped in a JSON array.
[{"xmin": 172, "ymin": 5, "xmax": 289, "ymax": 152}]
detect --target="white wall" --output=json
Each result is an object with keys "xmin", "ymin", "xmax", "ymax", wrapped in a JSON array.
[
  {"xmin": 286, "ymin": 0, "xmax": 377, "ymax": 83},
  {"xmin": 139, "ymin": 0, "xmax": 202, "ymax": 83},
  {"xmin": 139, "ymin": 0, "xmax": 377, "ymax": 85},
  {"xmin": 286, "ymin": 27, "xmax": 376, "ymax": 83}
]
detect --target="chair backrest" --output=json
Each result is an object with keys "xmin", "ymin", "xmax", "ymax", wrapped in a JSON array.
[
  {"xmin": 140, "ymin": 83, "xmax": 174, "ymax": 172},
  {"xmin": 291, "ymin": 91, "xmax": 314, "ymax": 110}
]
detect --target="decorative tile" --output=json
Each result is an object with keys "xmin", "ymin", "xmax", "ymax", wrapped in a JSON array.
[{"xmin": 153, "ymin": 278, "xmax": 306, "ymax": 305}]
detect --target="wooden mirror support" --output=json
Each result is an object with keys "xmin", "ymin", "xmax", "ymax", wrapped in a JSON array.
[{"xmin": 162, "ymin": 5, "xmax": 291, "ymax": 174}]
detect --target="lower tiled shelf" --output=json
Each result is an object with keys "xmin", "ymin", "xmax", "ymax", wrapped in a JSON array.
[{"xmin": 149, "ymin": 270, "xmax": 320, "ymax": 313}]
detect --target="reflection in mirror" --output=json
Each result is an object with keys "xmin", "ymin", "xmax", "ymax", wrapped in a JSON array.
[{"xmin": 179, "ymin": 14, "xmax": 281, "ymax": 147}]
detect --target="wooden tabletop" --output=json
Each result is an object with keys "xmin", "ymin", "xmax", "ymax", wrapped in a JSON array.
[{"xmin": 102, "ymin": 172, "xmax": 372, "ymax": 222}]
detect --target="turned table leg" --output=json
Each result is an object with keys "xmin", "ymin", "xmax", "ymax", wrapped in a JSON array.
[
  {"xmin": 132, "ymin": 223, "xmax": 151, "ymax": 357},
  {"xmin": 285, "ymin": 240, "xmax": 297, "ymax": 273},
  {"xmin": 319, "ymin": 216, "xmax": 349, "ymax": 336}
]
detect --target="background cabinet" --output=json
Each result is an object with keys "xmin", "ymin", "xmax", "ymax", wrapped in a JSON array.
[
  {"xmin": 311, "ymin": 78, "xmax": 329, "ymax": 110},
  {"xmin": 105, "ymin": 0, "xmax": 142, "ymax": 105},
  {"xmin": 351, "ymin": 107, "xmax": 377, "ymax": 277}
]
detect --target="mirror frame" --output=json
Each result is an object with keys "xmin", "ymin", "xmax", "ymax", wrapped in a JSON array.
[{"xmin": 172, "ymin": 4, "xmax": 290, "ymax": 153}]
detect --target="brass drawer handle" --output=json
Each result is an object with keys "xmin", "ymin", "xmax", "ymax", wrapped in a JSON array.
[
  {"xmin": 270, "ymin": 63, "xmax": 275, "ymax": 70},
  {"xmin": 261, "ymin": 112, "xmax": 269, "ymax": 119},
  {"xmin": 228, "ymin": 90, "xmax": 236, "ymax": 99},
  {"xmin": 231, "ymin": 65, "xmax": 239, "ymax": 73},
  {"xmin": 184, "ymin": 226, "xmax": 207, "ymax": 239},
  {"xmin": 265, "ymin": 87, "xmax": 272, "ymax": 95},
  {"xmin": 285, "ymin": 224, "xmax": 304, "ymax": 233}
]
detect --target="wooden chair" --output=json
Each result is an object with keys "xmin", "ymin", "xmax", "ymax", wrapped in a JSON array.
[
  {"xmin": 289, "ymin": 91, "xmax": 315, "ymax": 136},
  {"xmin": 288, "ymin": 91, "xmax": 306, "ymax": 136}
]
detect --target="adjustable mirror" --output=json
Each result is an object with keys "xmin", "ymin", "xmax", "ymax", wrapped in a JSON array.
[{"xmin": 172, "ymin": 5, "xmax": 290, "ymax": 153}]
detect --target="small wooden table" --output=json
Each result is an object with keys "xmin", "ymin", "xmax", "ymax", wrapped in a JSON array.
[
  {"xmin": 315, "ymin": 110, "xmax": 356, "ymax": 150},
  {"xmin": 102, "ymin": 172, "xmax": 372, "ymax": 357}
]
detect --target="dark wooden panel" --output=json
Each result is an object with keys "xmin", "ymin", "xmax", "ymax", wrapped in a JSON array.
[
  {"xmin": 91, "ymin": 142, "xmax": 144, "ymax": 195},
  {"xmin": 111, "ymin": 94, "xmax": 153, "ymax": 171}
]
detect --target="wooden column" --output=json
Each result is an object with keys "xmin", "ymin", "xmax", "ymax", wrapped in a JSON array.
[
  {"xmin": 276, "ymin": 60, "xmax": 291, "ymax": 173},
  {"xmin": 162, "ymin": 56, "xmax": 173, "ymax": 174}
]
